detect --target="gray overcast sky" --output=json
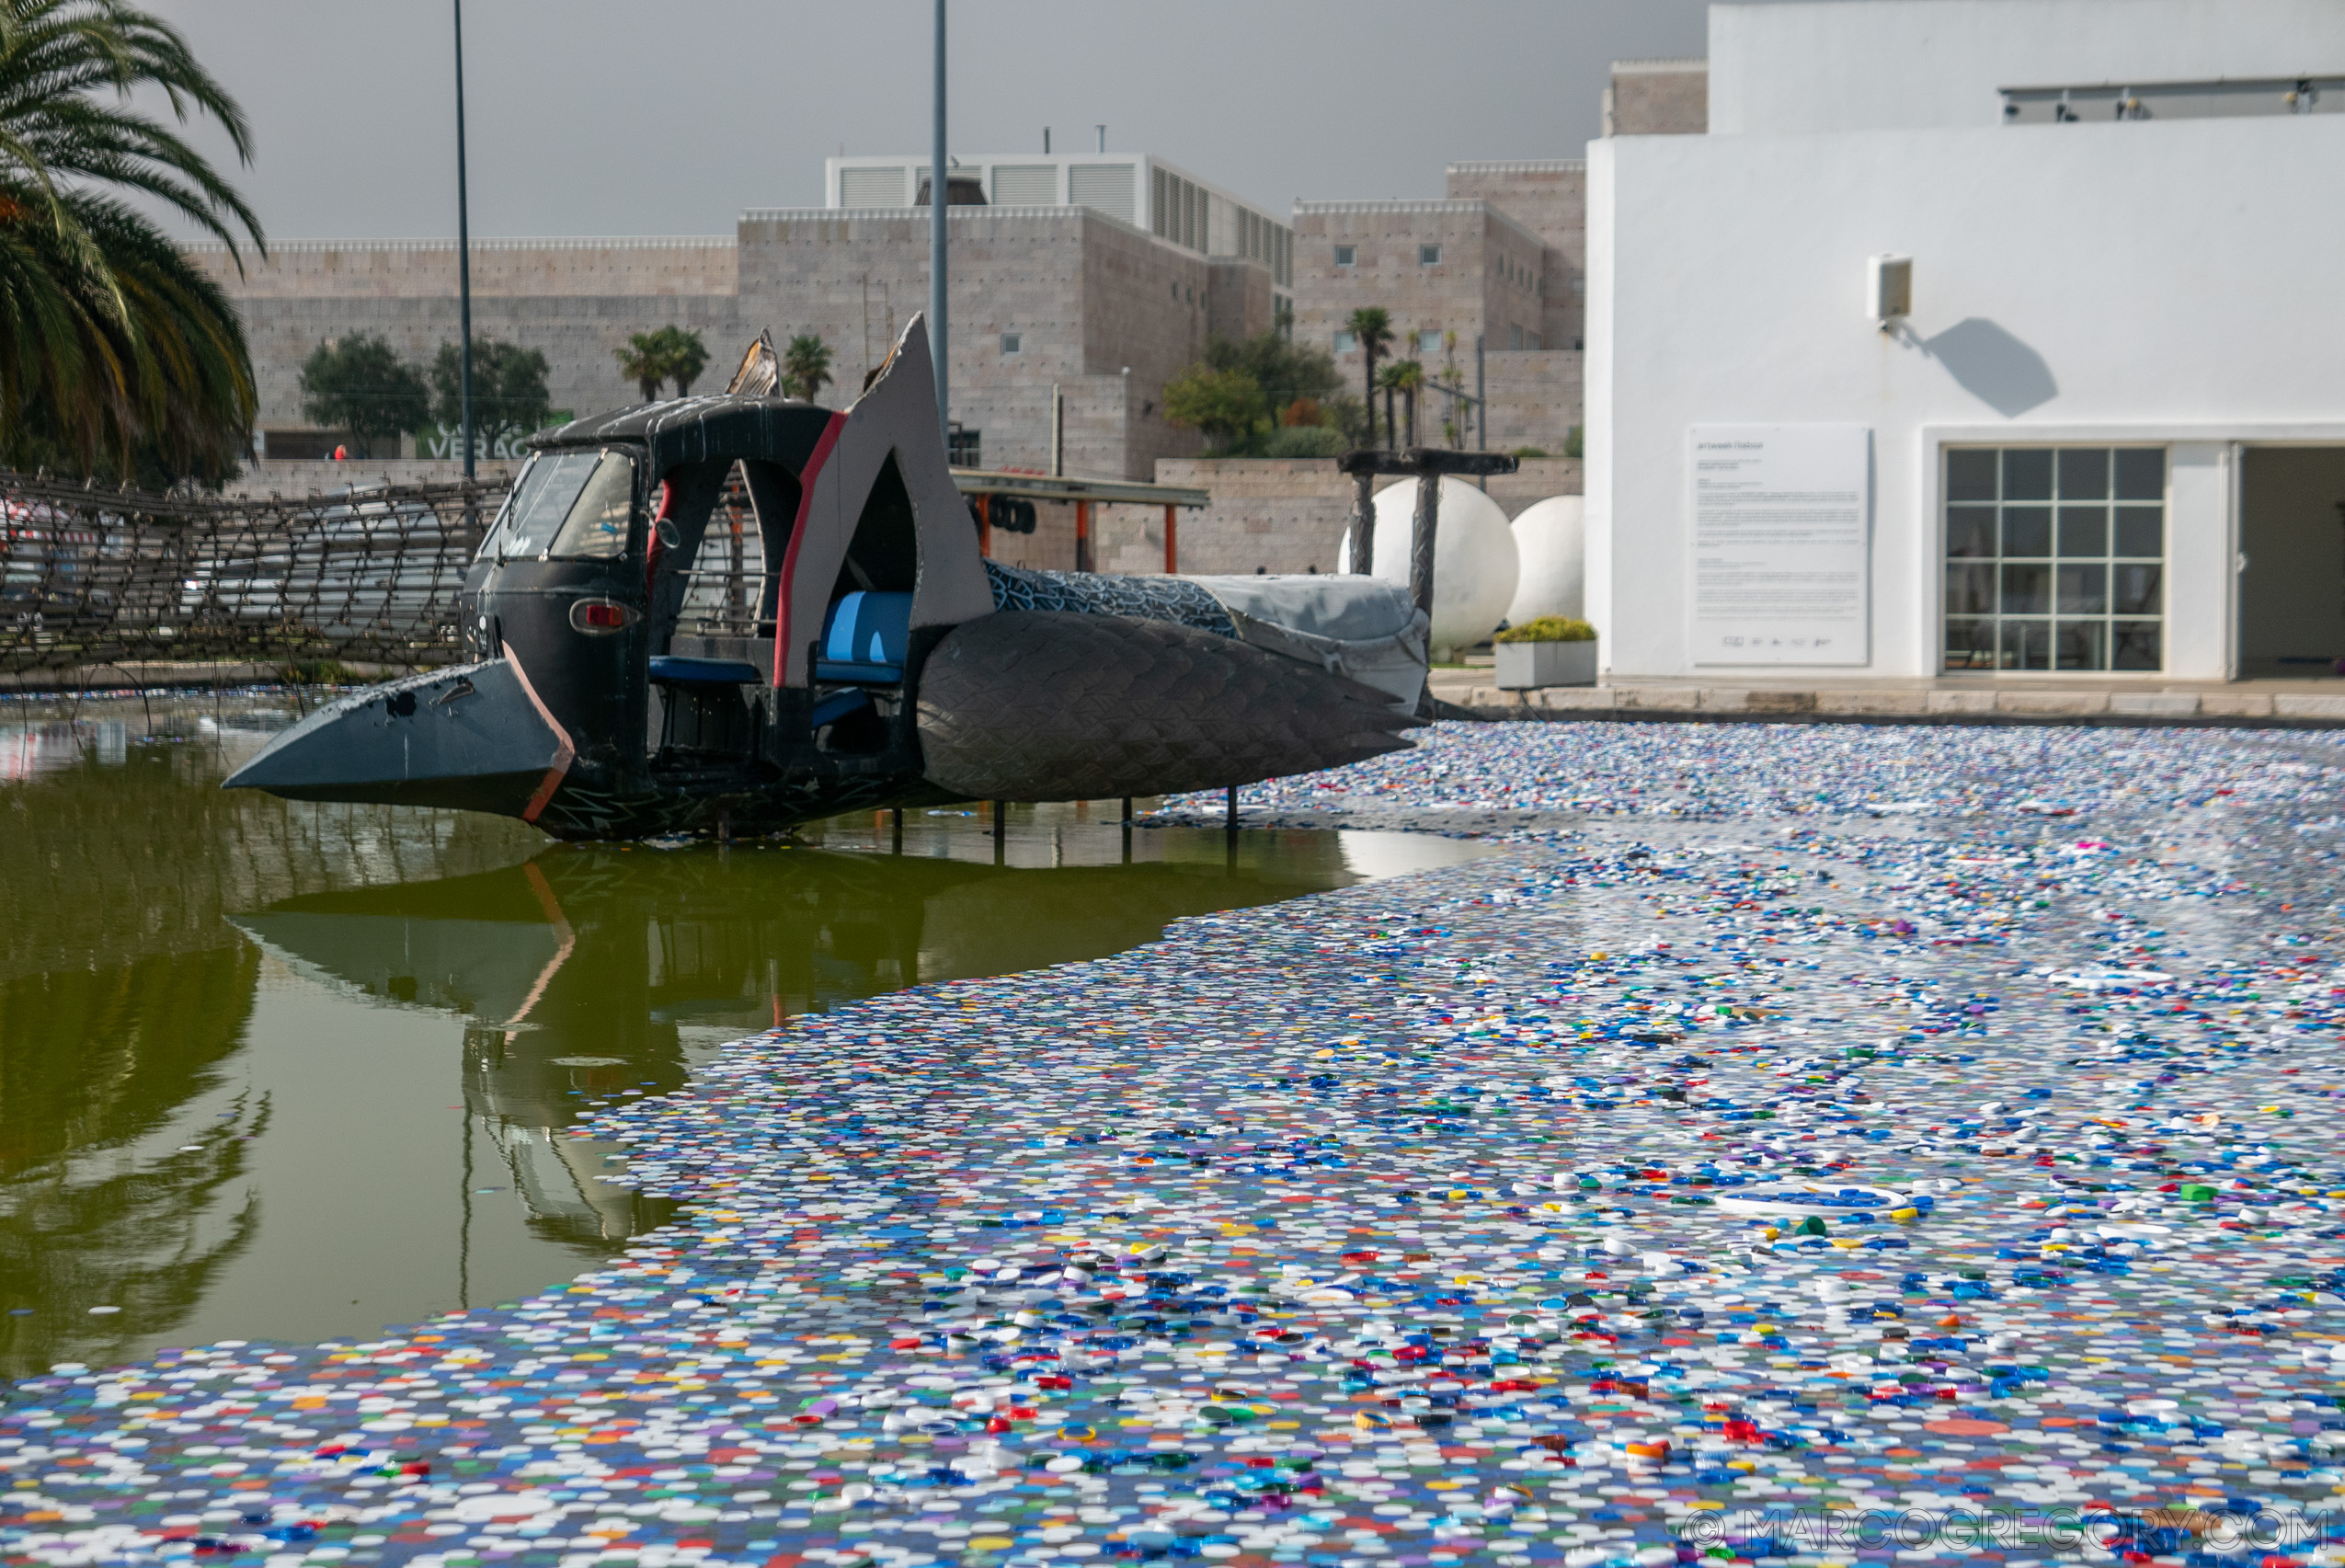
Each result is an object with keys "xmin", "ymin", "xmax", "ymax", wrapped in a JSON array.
[{"xmin": 143, "ymin": 1, "xmax": 1716, "ymax": 243}]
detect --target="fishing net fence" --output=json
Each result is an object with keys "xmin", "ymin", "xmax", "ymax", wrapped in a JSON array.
[{"xmin": 0, "ymin": 469, "xmax": 512, "ymax": 676}]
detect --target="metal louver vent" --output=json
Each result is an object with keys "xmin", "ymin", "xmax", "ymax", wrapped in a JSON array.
[
  {"xmin": 991, "ymin": 165, "xmax": 1058, "ymax": 206},
  {"xmin": 841, "ymin": 166, "xmax": 909, "ymax": 208},
  {"xmin": 1070, "ymin": 162, "xmax": 1137, "ymax": 224}
]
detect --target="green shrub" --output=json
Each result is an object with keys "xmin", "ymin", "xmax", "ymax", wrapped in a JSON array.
[
  {"xmin": 1509, "ymin": 445, "xmax": 1550, "ymax": 460},
  {"xmin": 1263, "ymin": 425, "xmax": 1345, "ymax": 458},
  {"xmin": 1495, "ymin": 615, "xmax": 1596, "ymax": 644}
]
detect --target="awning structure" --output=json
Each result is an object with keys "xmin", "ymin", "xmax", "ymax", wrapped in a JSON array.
[
  {"xmin": 949, "ymin": 469, "xmax": 1209, "ymax": 572},
  {"xmin": 948, "ymin": 469, "xmax": 1210, "ymax": 509}
]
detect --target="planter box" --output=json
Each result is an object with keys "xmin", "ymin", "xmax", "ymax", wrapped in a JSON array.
[{"xmin": 1495, "ymin": 639, "xmax": 1597, "ymax": 689}]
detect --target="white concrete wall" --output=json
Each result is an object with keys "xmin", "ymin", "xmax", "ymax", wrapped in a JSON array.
[
  {"xmin": 1710, "ymin": 0, "xmax": 2345, "ymax": 137},
  {"xmin": 1585, "ymin": 113, "xmax": 2345, "ymax": 681}
]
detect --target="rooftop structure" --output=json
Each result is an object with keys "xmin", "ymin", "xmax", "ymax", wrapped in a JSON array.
[{"xmin": 827, "ymin": 150, "xmax": 1294, "ymax": 315}]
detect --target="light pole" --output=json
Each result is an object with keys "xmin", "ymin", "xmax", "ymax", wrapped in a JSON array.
[
  {"xmin": 452, "ymin": 0, "xmax": 475, "ymax": 479},
  {"xmin": 930, "ymin": 0, "xmax": 949, "ymax": 445}
]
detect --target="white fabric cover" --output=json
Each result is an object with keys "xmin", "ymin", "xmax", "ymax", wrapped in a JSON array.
[{"xmin": 1186, "ymin": 574, "xmax": 1429, "ymax": 714}]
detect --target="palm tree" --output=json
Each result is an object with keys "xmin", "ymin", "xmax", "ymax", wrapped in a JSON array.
[
  {"xmin": 1376, "ymin": 361, "xmax": 1409, "ymax": 454},
  {"xmin": 1344, "ymin": 306, "xmax": 1391, "ymax": 450},
  {"xmin": 657, "ymin": 326, "xmax": 708, "ymax": 396},
  {"xmin": 782, "ymin": 333, "xmax": 833, "ymax": 402},
  {"xmin": 0, "ymin": 0, "xmax": 265, "ymax": 481},
  {"xmin": 1390, "ymin": 360, "xmax": 1425, "ymax": 449},
  {"xmin": 613, "ymin": 332, "xmax": 666, "ymax": 402}
]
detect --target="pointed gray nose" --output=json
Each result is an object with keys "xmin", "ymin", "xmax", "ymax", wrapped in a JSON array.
[{"xmin": 225, "ymin": 659, "xmax": 571, "ymax": 820}]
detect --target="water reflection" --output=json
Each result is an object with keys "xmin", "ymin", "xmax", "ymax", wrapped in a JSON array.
[{"xmin": 0, "ymin": 700, "xmax": 1490, "ymax": 1376}]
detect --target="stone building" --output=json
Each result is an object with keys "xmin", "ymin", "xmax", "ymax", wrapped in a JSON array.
[
  {"xmin": 1602, "ymin": 58, "xmax": 1710, "ymax": 136},
  {"xmin": 1287, "ymin": 163, "xmax": 1591, "ymax": 458},
  {"xmin": 188, "ymin": 152, "xmax": 1286, "ymax": 482}
]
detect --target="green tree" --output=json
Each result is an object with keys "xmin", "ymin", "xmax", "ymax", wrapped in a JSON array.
[
  {"xmin": 781, "ymin": 333, "xmax": 833, "ymax": 402},
  {"xmin": 1376, "ymin": 361, "xmax": 1409, "ymax": 453},
  {"xmin": 614, "ymin": 331, "xmax": 667, "ymax": 401},
  {"xmin": 298, "ymin": 335, "xmax": 425, "ymax": 458},
  {"xmin": 430, "ymin": 337, "xmax": 551, "ymax": 459},
  {"xmin": 1389, "ymin": 359, "xmax": 1424, "ymax": 448},
  {"xmin": 1344, "ymin": 306, "xmax": 1392, "ymax": 450},
  {"xmin": 657, "ymin": 326, "xmax": 708, "ymax": 396},
  {"xmin": 1202, "ymin": 328, "xmax": 1340, "ymax": 426},
  {"xmin": 1323, "ymin": 392, "xmax": 1368, "ymax": 448},
  {"xmin": 0, "ymin": 0, "xmax": 265, "ymax": 483},
  {"xmin": 1161, "ymin": 363, "xmax": 1265, "ymax": 454},
  {"xmin": 1263, "ymin": 424, "xmax": 1344, "ymax": 459}
]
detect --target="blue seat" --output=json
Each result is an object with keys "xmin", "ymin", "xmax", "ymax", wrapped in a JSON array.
[
  {"xmin": 817, "ymin": 590, "xmax": 913, "ymax": 684},
  {"xmin": 647, "ymin": 656, "xmax": 763, "ymax": 687}
]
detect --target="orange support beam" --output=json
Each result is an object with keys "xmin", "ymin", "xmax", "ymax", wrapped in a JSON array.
[
  {"xmin": 1163, "ymin": 503, "xmax": 1178, "ymax": 575},
  {"xmin": 978, "ymin": 493, "xmax": 992, "ymax": 556},
  {"xmin": 1075, "ymin": 500, "xmax": 1092, "ymax": 573}
]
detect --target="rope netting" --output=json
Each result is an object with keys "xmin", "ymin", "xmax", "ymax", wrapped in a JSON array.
[{"xmin": 0, "ymin": 470, "xmax": 509, "ymax": 675}]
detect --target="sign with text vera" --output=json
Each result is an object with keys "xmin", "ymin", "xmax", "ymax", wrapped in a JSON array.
[{"xmin": 1687, "ymin": 424, "xmax": 1870, "ymax": 667}]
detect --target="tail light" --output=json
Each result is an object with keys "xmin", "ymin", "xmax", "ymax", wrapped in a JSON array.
[{"xmin": 569, "ymin": 598, "xmax": 639, "ymax": 635}]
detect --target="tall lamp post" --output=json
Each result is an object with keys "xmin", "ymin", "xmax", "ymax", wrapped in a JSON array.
[
  {"xmin": 452, "ymin": 0, "xmax": 475, "ymax": 480},
  {"xmin": 930, "ymin": 0, "xmax": 949, "ymax": 446}
]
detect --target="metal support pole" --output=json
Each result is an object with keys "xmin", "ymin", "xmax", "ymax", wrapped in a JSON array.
[
  {"xmin": 930, "ymin": 0, "xmax": 950, "ymax": 445},
  {"xmin": 1348, "ymin": 471, "xmax": 1377, "ymax": 576},
  {"xmin": 891, "ymin": 806, "xmax": 904, "ymax": 854},
  {"xmin": 1162, "ymin": 503, "xmax": 1177, "ymax": 574},
  {"xmin": 1475, "ymin": 336, "xmax": 1485, "ymax": 453},
  {"xmin": 1050, "ymin": 384, "xmax": 1064, "ymax": 477},
  {"xmin": 1075, "ymin": 499, "xmax": 1092, "ymax": 573},
  {"xmin": 452, "ymin": 0, "xmax": 475, "ymax": 480},
  {"xmin": 977, "ymin": 492, "xmax": 991, "ymax": 557},
  {"xmin": 992, "ymin": 798, "xmax": 1006, "ymax": 845},
  {"xmin": 1410, "ymin": 465, "xmax": 1441, "ymax": 624},
  {"xmin": 1225, "ymin": 784, "xmax": 1239, "ymax": 833}
]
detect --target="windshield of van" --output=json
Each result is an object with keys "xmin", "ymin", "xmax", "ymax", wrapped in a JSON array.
[
  {"xmin": 546, "ymin": 452, "xmax": 635, "ymax": 558},
  {"xmin": 476, "ymin": 452, "xmax": 633, "ymax": 560}
]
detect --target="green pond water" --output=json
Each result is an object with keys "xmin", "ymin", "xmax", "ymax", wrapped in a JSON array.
[{"xmin": 0, "ymin": 694, "xmax": 1489, "ymax": 1378}]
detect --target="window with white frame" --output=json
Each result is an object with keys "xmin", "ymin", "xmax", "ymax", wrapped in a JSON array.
[
  {"xmin": 1333, "ymin": 330, "xmax": 1357, "ymax": 354},
  {"xmin": 1943, "ymin": 446, "xmax": 2166, "ymax": 671},
  {"xmin": 1419, "ymin": 244, "xmax": 1442, "ymax": 266},
  {"xmin": 1333, "ymin": 245, "xmax": 1356, "ymax": 267},
  {"xmin": 1001, "ymin": 333, "xmax": 1021, "ymax": 355},
  {"xmin": 1416, "ymin": 329, "xmax": 1443, "ymax": 353}
]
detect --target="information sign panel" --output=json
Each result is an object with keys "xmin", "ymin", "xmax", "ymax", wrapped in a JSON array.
[{"xmin": 1687, "ymin": 424, "xmax": 1870, "ymax": 666}]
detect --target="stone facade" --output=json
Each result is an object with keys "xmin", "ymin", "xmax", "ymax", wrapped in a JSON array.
[
  {"xmin": 1104, "ymin": 458, "xmax": 1584, "ymax": 578},
  {"xmin": 1603, "ymin": 59, "xmax": 1710, "ymax": 136},
  {"xmin": 1442, "ymin": 162, "xmax": 1585, "ymax": 349},
  {"xmin": 190, "ymin": 203, "xmax": 1271, "ymax": 482},
  {"xmin": 1288, "ymin": 196, "xmax": 1584, "ymax": 454},
  {"xmin": 1480, "ymin": 349, "xmax": 1584, "ymax": 454}
]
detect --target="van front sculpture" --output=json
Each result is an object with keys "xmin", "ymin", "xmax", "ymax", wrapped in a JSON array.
[{"xmin": 226, "ymin": 318, "xmax": 1429, "ymax": 839}]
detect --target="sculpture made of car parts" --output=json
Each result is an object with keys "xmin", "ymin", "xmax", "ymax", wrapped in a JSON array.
[{"xmin": 227, "ymin": 318, "xmax": 1428, "ymax": 840}]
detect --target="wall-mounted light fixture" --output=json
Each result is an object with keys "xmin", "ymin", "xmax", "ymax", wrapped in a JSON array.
[{"xmin": 1869, "ymin": 253, "xmax": 1913, "ymax": 332}]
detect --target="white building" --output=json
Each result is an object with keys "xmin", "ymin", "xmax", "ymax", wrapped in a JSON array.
[{"xmin": 1584, "ymin": 0, "xmax": 2345, "ymax": 682}]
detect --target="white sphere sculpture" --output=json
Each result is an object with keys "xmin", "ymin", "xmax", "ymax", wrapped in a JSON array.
[
  {"xmin": 1505, "ymin": 496, "xmax": 1585, "ymax": 626},
  {"xmin": 1341, "ymin": 477, "xmax": 1519, "ymax": 657}
]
